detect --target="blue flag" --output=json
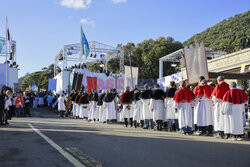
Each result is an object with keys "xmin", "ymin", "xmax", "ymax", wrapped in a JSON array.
[
  {"xmin": 0, "ymin": 40, "xmax": 4, "ymax": 53},
  {"xmin": 81, "ymin": 26, "xmax": 89, "ymax": 59}
]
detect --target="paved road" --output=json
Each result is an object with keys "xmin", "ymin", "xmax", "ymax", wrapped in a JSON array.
[{"xmin": 1, "ymin": 107, "xmax": 250, "ymax": 167}]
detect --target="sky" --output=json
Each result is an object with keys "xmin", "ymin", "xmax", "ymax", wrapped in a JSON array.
[{"xmin": 0, "ymin": 0, "xmax": 249, "ymax": 77}]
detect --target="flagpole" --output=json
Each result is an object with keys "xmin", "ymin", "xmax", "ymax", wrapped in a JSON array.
[
  {"xmin": 129, "ymin": 51, "xmax": 134, "ymax": 89},
  {"xmin": 5, "ymin": 16, "xmax": 8, "ymax": 86}
]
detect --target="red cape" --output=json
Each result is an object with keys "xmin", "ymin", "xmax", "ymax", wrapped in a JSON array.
[
  {"xmin": 174, "ymin": 87, "xmax": 195, "ymax": 103},
  {"xmin": 211, "ymin": 81, "xmax": 230, "ymax": 100},
  {"xmin": 193, "ymin": 84, "xmax": 214, "ymax": 98},
  {"xmin": 222, "ymin": 89, "xmax": 248, "ymax": 104},
  {"xmin": 120, "ymin": 91, "xmax": 133, "ymax": 104}
]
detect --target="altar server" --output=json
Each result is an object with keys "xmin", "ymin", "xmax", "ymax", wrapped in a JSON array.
[
  {"xmin": 90, "ymin": 89, "xmax": 98, "ymax": 122},
  {"xmin": 211, "ymin": 76, "xmax": 230, "ymax": 138},
  {"xmin": 140, "ymin": 85, "xmax": 153, "ymax": 129},
  {"xmin": 150, "ymin": 84, "xmax": 166, "ymax": 131},
  {"xmin": 97, "ymin": 91, "xmax": 106, "ymax": 122},
  {"xmin": 120, "ymin": 86, "xmax": 134, "ymax": 127},
  {"xmin": 173, "ymin": 81, "xmax": 195, "ymax": 134},
  {"xmin": 79, "ymin": 92, "xmax": 89, "ymax": 119},
  {"xmin": 132, "ymin": 88, "xmax": 142, "ymax": 128},
  {"xmin": 71, "ymin": 91, "xmax": 78, "ymax": 117},
  {"xmin": 193, "ymin": 79, "xmax": 214, "ymax": 135},
  {"xmin": 165, "ymin": 81, "xmax": 178, "ymax": 132},
  {"xmin": 74, "ymin": 93, "xmax": 81, "ymax": 118},
  {"xmin": 221, "ymin": 82, "xmax": 248, "ymax": 140},
  {"xmin": 103, "ymin": 89, "xmax": 117, "ymax": 122}
]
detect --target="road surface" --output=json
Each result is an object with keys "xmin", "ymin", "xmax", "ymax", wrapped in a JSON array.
[{"xmin": 1, "ymin": 107, "xmax": 250, "ymax": 167}]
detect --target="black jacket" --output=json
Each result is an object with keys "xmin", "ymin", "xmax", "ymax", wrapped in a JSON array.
[
  {"xmin": 140, "ymin": 89, "xmax": 152, "ymax": 99},
  {"xmin": 79, "ymin": 93, "xmax": 89, "ymax": 105},
  {"xmin": 166, "ymin": 88, "xmax": 177, "ymax": 98},
  {"xmin": 0, "ymin": 93, "xmax": 5, "ymax": 110},
  {"xmin": 97, "ymin": 93, "xmax": 106, "ymax": 106},
  {"xmin": 133, "ymin": 92, "xmax": 141, "ymax": 101},
  {"xmin": 151, "ymin": 89, "xmax": 166, "ymax": 100}
]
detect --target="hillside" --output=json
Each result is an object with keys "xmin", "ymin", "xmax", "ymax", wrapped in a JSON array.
[{"xmin": 183, "ymin": 10, "xmax": 250, "ymax": 53}]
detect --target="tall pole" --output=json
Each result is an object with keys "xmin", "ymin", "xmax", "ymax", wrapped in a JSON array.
[
  {"xmin": 5, "ymin": 16, "xmax": 8, "ymax": 86},
  {"xmin": 129, "ymin": 51, "xmax": 134, "ymax": 89}
]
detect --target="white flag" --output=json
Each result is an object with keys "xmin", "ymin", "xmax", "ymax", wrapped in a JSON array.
[{"xmin": 6, "ymin": 17, "xmax": 12, "ymax": 54}]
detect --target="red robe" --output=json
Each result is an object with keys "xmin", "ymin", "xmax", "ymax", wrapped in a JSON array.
[
  {"xmin": 120, "ymin": 91, "xmax": 133, "ymax": 104},
  {"xmin": 222, "ymin": 89, "xmax": 248, "ymax": 104},
  {"xmin": 211, "ymin": 81, "xmax": 230, "ymax": 100},
  {"xmin": 174, "ymin": 87, "xmax": 195, "ymax": 103},
  {"xmin": 193, "ymin": 84, "xmax": 214, "ymax": 99}
]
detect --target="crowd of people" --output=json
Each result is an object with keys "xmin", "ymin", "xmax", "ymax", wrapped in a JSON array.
[
  {"xmin": 1, "ymin": 76, "xmax": 249, "ymax": 141},
  {"xmin": 0, "ymin": 86, "xmax": 32, "ymax": 125}
]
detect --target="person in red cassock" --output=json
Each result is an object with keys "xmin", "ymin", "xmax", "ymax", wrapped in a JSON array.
[
  {"xmin": 211, "ymin": 76, "xmax": 230, "ymax": 138},
  {"xmin": 193, "ymin": 79, "xmax": 214, "ymax": 135},
  {"xmin": 120, "ymin": 86, "xmax": 134, "ymax": 127},
  {"xmin": 173, "ymin": 81, "xmax": 195, "ymax": 134},
  {"xmin": 221, "ymin": 82, "xmax": 248, "ymax": 141}
]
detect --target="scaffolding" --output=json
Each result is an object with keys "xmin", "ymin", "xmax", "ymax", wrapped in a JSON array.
[{"xmin": 54, "ymin": 41, "xmax": 124, "ymax": 76}]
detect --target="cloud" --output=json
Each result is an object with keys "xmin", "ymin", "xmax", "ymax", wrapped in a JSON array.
[
  {"xmin": 111, "ymin": 0, "xmax": 127, "ymax": 4},
  {"xmin": 60, "ymin": 0, "xmax": 92, "ymax": 9},
  {"xmin": 80, "ymin": 18, "xmax": 96, "ymax": 27}
]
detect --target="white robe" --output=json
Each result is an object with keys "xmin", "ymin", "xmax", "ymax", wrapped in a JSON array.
[
  {"xmin": 212, "ymin": 96, "xmax": 224, "ymax": 131},
  {"xmin": 75, "ymin": 104, "xmax": 80, "ymax": 117},
  {"xmin": 120, "ymin": 104, "xmax": 133, "ymax": 119},
  {"xmin": 141, "ymin": 99, "xmax": 153, "ymax": 120},
  {"xmin": 58, "ymin": 97, "xmax": 65, "ymax": 111},
  {"xmin": 174, "ymin": 102, "xmax": 193, "ymax": 129},
  {"xmin": 72, "ymin": 102, "xmax": 77, "ymax": 117},
  {"xmin": 194, "ymin": 96, "xmax": 213, "ymax": 126},
  {"xmin": 165, "ymin": 98, "xmax": 178, "ymax": 120},
  {"xmin": 90, "ymin": 101, "xmax": 98, "ymax": 120},
  {"xmin": 133, "ymin": 100, "xmax": 143, "ymax": 121},
  {"xmin": 104, "ymin": 101, "xmax": 117, "ymax": 120},
  {"xmin": 222, "ymin": 102, "xmax": 244, "ymax": 135},
  {"xmin": 79, "ymin": 104, "xmax": 88, "ymax": 118},
  {"xmin": 98, "ymin": 105, "xmax": 106, "ymax": 122},
  {"xmin": 150, "ymin": 99, "xmax": 165, "ymax": 121}
]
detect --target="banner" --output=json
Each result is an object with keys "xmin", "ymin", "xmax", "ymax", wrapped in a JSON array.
[
  {"xmin": 71, "ymin": 72, "xmax": 78, "ymax": 91},
  {"xmin": 157, "ymin": 72, "xmax": 183, "ymax": 88},
  {"xmin": 75, "ymin": 73, "xmax": 84, "ymax": 91},
  {"xmin": 184, "ymin": 43, "xmax": 209, "ymax": 84},
  {"xmin": 124, "ymin": 65, "xmax": 138, "ymax": 89},
  {"xmin": 87, "ymin": 77, "xmax": 97, "ymax": 93}
]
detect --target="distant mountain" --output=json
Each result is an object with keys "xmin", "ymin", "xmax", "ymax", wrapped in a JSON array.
[{"xmin": 183, "ymin": 10, "xmax": 250, "ymax": 53}]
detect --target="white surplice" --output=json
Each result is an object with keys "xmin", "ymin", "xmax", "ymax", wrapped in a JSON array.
[
  {"xmin": 149, "ymin": 99, "xmax": 165, "ymax": 121},
  {"xmin": 133, "ymin": 100, "xmax": 143, "ymax": 121},
  {"xmin": 141, "ymin": 99, "xmax": 153, "ymax": 120},
  {"xmin": 222, "ymin": 102, "xmax": 244, "ymax": 135},
  {"xmin": 174, "ymin": 102, "xmax": 193, "ymax": 129},
  {"xmin": 194, "ymin": 96, "xmax": 214, "ymax": 126}
]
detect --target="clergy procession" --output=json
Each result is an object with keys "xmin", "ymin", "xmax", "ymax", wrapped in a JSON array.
[{"xmin": 49, "ymin": 75, "xmax": 249, "ymax": 141}]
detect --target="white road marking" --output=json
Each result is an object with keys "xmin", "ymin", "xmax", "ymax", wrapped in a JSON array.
[{"xmin": 28, "ymin": 123, "xmax": 85, "ymax": 167}]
